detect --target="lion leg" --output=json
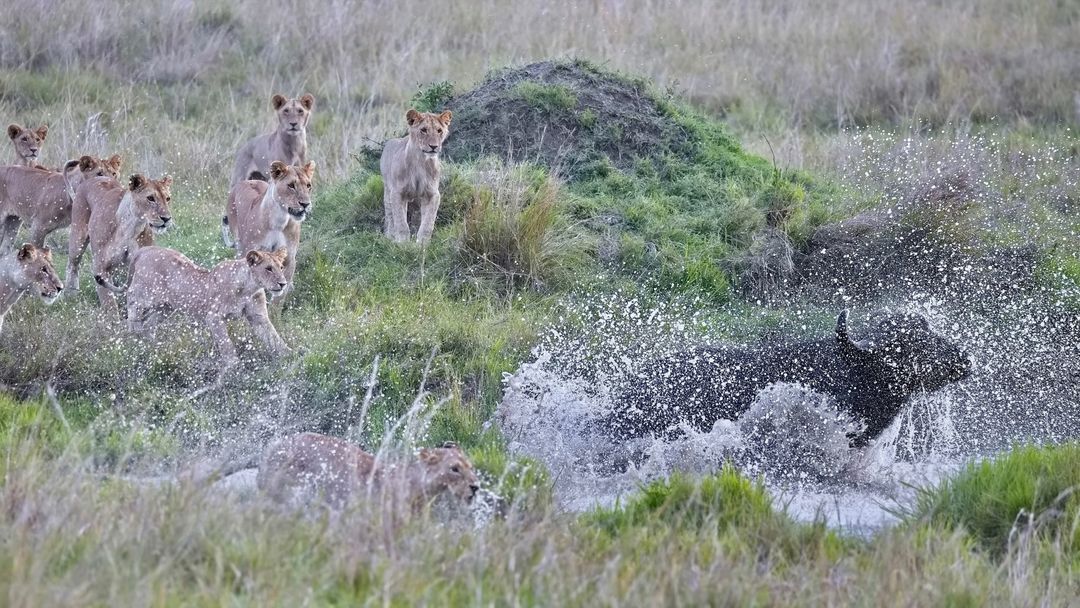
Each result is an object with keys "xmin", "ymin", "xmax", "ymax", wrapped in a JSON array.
[
  {"xmin": 64, "ymin": 226, "xmax": 90, "ymax": 296},
  {"xmin": 0, "ymin": 216, "xmax": 22, "ymax": 252},
  {"xmin": 384, "ymin": 189, "xmax": 409, "ymax": 242},
  {"xmin": 416, "ymin": 192, "xmax": 441, "ymax": 245},
  {"xmin": 205, "ymin": 315, "xmax": 239, "ymax": 367},
  {"xmin": 244, "ymin": 291, "xmax": 290, "ymax": 356}
]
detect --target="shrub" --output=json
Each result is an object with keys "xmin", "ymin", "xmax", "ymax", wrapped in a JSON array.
[{"xmin": 457, "ymin": 163, "xmax": 587, "ymax": 292}]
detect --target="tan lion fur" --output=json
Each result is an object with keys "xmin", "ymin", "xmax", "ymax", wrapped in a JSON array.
[
  {"xmin": 65, "ymin": 173, "xmax": 173, "ymax": 315},
  {"xmin": 117, "ymin": 247, "xmax": 290, "ymax": 366},
  {"xmin": 223, "ymin": 160, "xmax": 314, "ymax": 298},
  {"xmin": 0, "ymin": 154, "xmax": 120, "ymax": 250},
  {"xmin": 230, "ymin": 93, "xmax": 314, "ymax": 188},
  {"xmin": 0, "ymin": 243, "xmax": 62, "ymax": 334},
  {"xmin": 257, "ymin": 432, "xmax": 480, "ymax": 509},
  {"xmin": 380, "ymin": 108, "xmax": 452, "ymax": 244}
]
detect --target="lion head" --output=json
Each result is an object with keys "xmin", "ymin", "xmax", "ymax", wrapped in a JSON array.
[
  {"xmin": 7, "ymin": 123, "xmax": 47, "ymax": 164},
  {"xmin": 415, "ymin": 442, "xmax": 480, "ymax": 503},
  {"xmin": 245, "ymin": 249, "xmax": 289, "ymax": 299},
  {"xmin": 12, "ymin": 243, "xmax": 62, "ymax": 304},
  {"xmin": 405, "ymin": 109, "xmax": 451, "ymax": 157},
  {"xmin": 269, "ymin": 160, "xmax": 315, "ymax": 222},
  {"xmin": 271, "ymin": 93, "xmax": 315, "ymax": 136},
  {"xmin": 127, "ymin": 174, "xmax": 173, "ymax": 233}
]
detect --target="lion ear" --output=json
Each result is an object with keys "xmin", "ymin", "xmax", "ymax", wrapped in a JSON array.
[
  {"xmin": 271, "ymin": 94, "xmax": 288, "ymax": 110},
  {"xmin": 79, "ymin": 155, "xmax": 95, "ymax": 171},
  {"xmin": 158, "ymin": 176, "xmax": 173, "ymax": 189},
  {"xmin": 438, "ymin": 110, "xmax": 452, "ymax": 126},
  {"xmin": 269, "ymin": 161, "xmax": 289, "ymax": 180},
  {"xmin": 440, "ymin": 441, "xmax": 458, "ymax": 449},
  {"xmin": 419, "ymin": 448, "xmax": 440, "ymax": 464},
  {"xmin": 40, "ymin": 247, "xmax": 53, "ymax": 262},
  {"xmin": 17, "ymin": 243, "xmax": 35, "ymax": 261},
  {"xmin": 302, "ymin": 161, "xmax": 315, "ymax": 180},
  {"xmin": 35, "ymin": 125, "xmax": 48, "ymax": 141},
  {"xmin": 299, "ymin": 94, "xmax": 315, "ymax": 111},
  {"xmin": 271, "ymin": 249, "xmax": 288, "ymax": 265},
  {"xmin": 6, "ymin": 124, "xmax": 21, "ymax": 140},
  {"xmin": 129, "ymin": 174, "xmax": 146, "ymax": 191},
  {"xmin": 245, "ymin": 251, "xmax": 262, "ymax": 266},
  {"xmin": 107, "ymin": 154, "xmax": 122, "ymax": 170},
  {"xmin": 406, "ymin": 109, "xmax": 422, "ymax": 126}
]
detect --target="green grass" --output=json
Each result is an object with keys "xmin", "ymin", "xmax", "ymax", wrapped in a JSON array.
[
  {"xmin": 512, "ymin": 82, "xmax": 579, "ymax": 112},
  {"xmin": 912, "ymin": 443, "xmax": 1080, "ymax": 556}
]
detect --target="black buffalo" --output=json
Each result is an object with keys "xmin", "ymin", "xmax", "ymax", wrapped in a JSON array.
[{"xmin": 607, "ymin": 311, "xmax": 971, "ymax": 446}]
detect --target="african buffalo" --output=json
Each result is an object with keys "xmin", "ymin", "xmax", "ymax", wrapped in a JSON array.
[{"xmin": 607, "ymin": 310, "xmax": 971, "ymax": 446}]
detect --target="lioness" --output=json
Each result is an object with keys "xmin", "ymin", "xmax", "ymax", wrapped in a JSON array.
[
  {"xmin": 102, "ymin": 247, "xmax": 290, "ymax": 366},
  {"xmin": 231, "ymin": 93, "xmax": 314, "ymax": 188},
  {"xmin": 381, "ymin": 109, "xmax": 452, "ymax": 244},
  {"xmin": 0, "ymin": 243, "xmax": 62, "ymax": 334},
  {"xmin": 0, "ymin": 155, "xmax": 120, "ymax": 250},
  {"xmin": 222, "ymin": 160, "xmax": 314, "ymax": 297},
  {"xmin": 257, "ymin": 432, "xmax": 480, "ymax": 509},
  {"xmin": 65, "ymin": 173, "xmax": 172, "ymax": 315},
  {"xmin": 7, "ymin": 124, "xmax": 48, "ymax": 168}
]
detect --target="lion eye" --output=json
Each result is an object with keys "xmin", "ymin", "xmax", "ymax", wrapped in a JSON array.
[
  {"xmin": 41, "ymin": 265, "xmax": 48, "ymax": 272},
  {"xmin": 420, "ymin": 127, "xmax": 428, "ymax": 134},
  {"xmin": 97, "ymin": 171, "xmax": 104, "ymax": 176},
  {"xmin": 437, "ymin": 129, "xmax": 443, "ymax": 134},
  {"xmin": 289, "ymin": 183, "xmax": 296, "ymax": 190},
  {"xmin": 147, "ymin": 195, "xmax": 155, "ymax": 202},
  {"xmin": 297, "ymin": 109, "xmax": 304, "ymax": 115},
  {"xmin": 166, "ymin": 196, "xmax": 171, "ymax": 202},
  {"xmin": 450, "ymin": 465, "xmax": 460, "ymax": 473}
]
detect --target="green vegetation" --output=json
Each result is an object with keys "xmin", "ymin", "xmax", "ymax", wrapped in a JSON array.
[
  {"xmin": 0, "ymin": 436, "xmax": 1077, "ymax": 604},
  {"xmin": 913, "ymin": 443, "xmax": 1080, "ymax": 556},
  {"xmin": 512, "ymin": 82, "xmax": 578, "ymax": 112},
  {"xmin": 1, "ymin": 0, "xmax": 1079, "ymax": 602}
]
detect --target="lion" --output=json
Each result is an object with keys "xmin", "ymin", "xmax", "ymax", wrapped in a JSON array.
[
  {"xmin": 380, "ymin": 108, "xmax": 452, "ymax": 244},
  {"xmin": 0, "ymin": 243, "xmax": 62, "ymax": 334},
  {"xmin": 230, "ymin": 93, "xmax": 314, "ymax": 188},
  {"xmin": 98, "ymin": 246, "xmax": 290, "ymax": 366},
  {"xmin": 222, "ymin": 160, "xmax": 314, "ymax": 298},
  {"xmin": 256, "ymin": 432, "xmax": 481, "ymax": 510},
  {"xmin": 7, "ymin": 124, "xmax": 48, "ymax": 168},
  {"xmin": 0, "ymin": 154, "xmax": 121, "ymax": 250},
  {"xmin": 64, "ymin": 173, "xmax": 172, "ymax": 315}
]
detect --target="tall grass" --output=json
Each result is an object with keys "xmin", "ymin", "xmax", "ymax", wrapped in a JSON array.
[
  {"xmin": 1, "ymin": 435, "xmax": 1078, "ymax": 605},
  {"xmin": 3, "ymin": 0, "xmax": 1077, "ymax": 135},
  {"xmin": 458, "ymin": 163, "xmax": 587, "ymax": 292}
]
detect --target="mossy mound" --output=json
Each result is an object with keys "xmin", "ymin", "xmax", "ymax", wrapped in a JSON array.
[{"xmin": 432, "ymin": 60, "xmax": 696, "ymax": 181}]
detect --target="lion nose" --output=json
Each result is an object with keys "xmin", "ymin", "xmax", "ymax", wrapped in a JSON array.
[
  {"xmin": 278, "ymin": 281, "xmax": 287, "ymax": 289},
  {"xmin": 428, "ymin": 145, "xmax": 439, "ymax": 152},
  {"xmin": 159, "ymin": 216, "xmax": 171, "ymax": 224},
  {"xmin": 469, "ymin": 484, "xmax": 480, "ymax": 495},
  {"xmin": 300, "ymin": 200, "xmax": 310, "ymax": 209},
  {"xmin": 290, "ymin": 122, "xmax": 298, "ymax": 128},
  {"xmin": 29, "ymin": 147, "xmax": 38, "ymax": 154}
]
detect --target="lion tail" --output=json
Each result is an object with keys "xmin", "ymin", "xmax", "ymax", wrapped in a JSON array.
[{"xmin": 93, "ymin": 274, "xmax": 125, "ymax": 293}]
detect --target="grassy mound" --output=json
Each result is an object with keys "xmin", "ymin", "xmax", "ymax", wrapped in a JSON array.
[
  {"xmin": 425, "ymin": 60, "xmax": 694, "ymax": 181},
  {"xmin": 912, "ymin": 443, "xmax": 1080, "ymax": 556}
]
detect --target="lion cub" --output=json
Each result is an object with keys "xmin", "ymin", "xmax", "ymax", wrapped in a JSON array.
[
  {"xmin": 65, "ymin": 173, "xmax": 172, "ymax": 315},
  {"xmin": 380, "ymin": 109, "xmax": 452, "ymax": 244},
  {"xmin": 223, "ymin": 160, "xmax": 314, "ymax": 298},
  {"xmin": 0, "ymin": 243, "xmax": 62, "ymax": 334},
  {"xmin": 257, "ymin": 432, "xmax": 480, "ymax": 510},
  {"xmin": 0, "ymin": 154, "xmax": 121, "ymax": 251},
  {"xmin": 7, "ymin": 124, "xmax": 48, "ymax": 168},
  {"xmin": 231, "ymin": 93, "xmax": 314, "ymax": 188},
  {"xmin": 117, "ymin": 247, "xmax": 290, "ymax": 367}
]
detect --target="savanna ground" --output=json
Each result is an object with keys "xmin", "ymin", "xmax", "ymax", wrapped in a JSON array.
[{"xmin": 1, "ymin": 0, "xmax": 1080, "ymax": 604}]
